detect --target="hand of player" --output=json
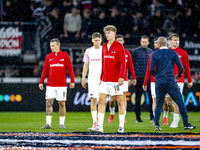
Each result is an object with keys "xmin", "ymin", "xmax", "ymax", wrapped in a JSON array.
[
  {"xmin": 39, "ymin": 84, "xmax": 43, "ymax": 90},
  {"xmin": 142, "ymin": 85, "xmax": 147, "ymax": 91},
  {"xmin": 128, "ymin": 79, "xmax": 131, "ymax": 87},
  {"xmin": 118, "ymin": 78, "xmax": 124, "ymax": 86},
  {"xmin": 175, "ymin": 75, "xmax": 181, "ymax": 81},
  {"xmin": 81, "ymin": 79, "xmax": 86, "ymax": 89},
  {"xmin": 188, "ymin": 82, "xmax": 193, "ymax": 88},
  {"xmin": 132, "ymin": 79, "xmax": 137, "ymax": 86},
  {"xmin": 70, "ymin": 83, "xmax": 75, "ymax": 89}
]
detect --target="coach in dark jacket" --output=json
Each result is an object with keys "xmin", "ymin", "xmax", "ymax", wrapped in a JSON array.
[{"xmin": 131, "ymin": 35, "xmax": 154, "ymax": 122}]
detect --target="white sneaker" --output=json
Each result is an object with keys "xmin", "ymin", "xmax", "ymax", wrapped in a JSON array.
[
  {"xmin": 117, "ymin": 127, "xmax": 124, "ymax": 133},
  {"xmin": 88, "ymin": 124, "xmax": 103, "ymax": 133},
  {"xmin": 170, "ymin": 117, "xmax": 180, "ymax": 128}
]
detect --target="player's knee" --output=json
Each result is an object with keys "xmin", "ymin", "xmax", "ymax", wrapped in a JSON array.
[
  {"xmin": 58, "ymin": 101, "xmax": 65, "ymax": 108},
  {"xmin": 98, "ymin": 98, "xmax": 106, "ymax": 105}
]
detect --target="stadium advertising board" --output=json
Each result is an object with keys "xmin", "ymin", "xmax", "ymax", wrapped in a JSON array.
[
  {"xmin": 0, "ymin": 83, "xmax": 199, "ymax": 112},
  {"xmin": 0, "ymin": 24, "xmax": 22, "ymax": 62}
]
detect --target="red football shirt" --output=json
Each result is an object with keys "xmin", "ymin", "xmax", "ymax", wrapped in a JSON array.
[
  {"xmin": 39, "ymin": 50, "xmax": 75, "ymax": 87},
  {"xmin": 100, "ymin": 40, "xmax": 125, "ymax": 82},
  {"xmin": 124, "ymin": 49, "xmax": 136, "ymax": 81},
  {"xmin": 143, "ymin": 53, "xmax": 155, "ymax": 86},
  {"xmin": 170, "ymin": 47, "xmax": 192, "ymax": 83}
]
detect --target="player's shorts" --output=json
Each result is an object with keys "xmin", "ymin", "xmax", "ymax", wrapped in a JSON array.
[
  {"xmin": 121, "ymin": 81, "xmax": 128, "ymax": 92},
  {"xmin": 151, "ymin": 82, "xmax": 156, "ymax": 98},
  {"xmin": 99, "ymin": 81, "xmax": 123, "ymax": 96},
  {"xmin": 88, "ymin": 82, "xmax": 100, "ymax": 98},
  {"xmin": 165, "ymin": 82, "xmax": 184, "ymax": 98},
  {"xmin": 46, "ymin": 86, "xmax": 67, "ymax": 101}
]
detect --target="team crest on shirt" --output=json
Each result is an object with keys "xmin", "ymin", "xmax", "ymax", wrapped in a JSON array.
[
  {"xmin": 60, "ymin": 59, "xmax": 64, "ymax": 61},
  {"xmin": 111, "ymin": 51, "xmax": 116, "ymax": 53}
]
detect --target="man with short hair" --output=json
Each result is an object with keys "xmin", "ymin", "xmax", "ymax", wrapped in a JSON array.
[
  {"xmin": 108, "ymin": 34, "xmax": 137, "ymax": 124},
  {"xmin": 131, "ymin": 35, "xmax": 154, "ymax": 123},
  {"xmin": 167, "ymin": 33, "xmax": 193, "ymax": 128},
  {"xmin": 88, "ymin": 25, "xmax": 126, "ymax": 133},
  {"xmin": 39, "ymin": 38, "xmax": 75, "ymax": 129},
  {"xmin": 82, "ymin": 32, "xmax": 102, "ymax": 127},
  {"xmin": 150, "ymin": 37, "xmax": 196, "ymax": 131}
]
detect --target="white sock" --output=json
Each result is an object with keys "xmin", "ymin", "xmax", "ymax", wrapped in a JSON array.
[
  {"xmin": 98, "ymin": 113, "xmax": 105, "ymax": 128},
  {"xmin": 163, "ymin": 110, "xmax": 169, "ymax": 118},
  {"xmin": 171, "ymin": 112, "xmax": 174, "ymax": 116},
  {"xmin": 119, "ymin": 115, "xmax": 125, "ymax": 128},
  {"xmin": 46, "ymin": 116, "xmax": 52, "ymax": 125},
  {"xmin": 91, "ymin": 111, "xmax": 97, "ymax": 123},
  {"xmin": 174, "ymin": 113, "xmax": 179, "ymax": 121},
  {"xmin": 153, "ymin": 112, "xmax": 155, "ymax": 117},
  {"xmin": 109, "ymin": 107, "xmax": 115, "ymax": 115},
  {"xmin": 60, "ymin": 116, "xmax": 65, "ymax": 125}
]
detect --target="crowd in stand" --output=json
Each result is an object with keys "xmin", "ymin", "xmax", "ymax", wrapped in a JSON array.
[
  {"xmin": 2, "ymin": 0, "xmax": 200, "ymax": 43},
  {"xmin": 1, "ymin": 0, "xmax": 200, "ymax": 80}
]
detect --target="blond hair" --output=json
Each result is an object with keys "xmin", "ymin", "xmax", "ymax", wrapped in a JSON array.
[
  {"xmin": 103, "ymin": 25, "xmax": 117, "ymax": 33},
  {"xmin": 92, "ymin": 32, "xmax": 102, "ymax": 39},
  {"xmin": 50, "ymin": 38, "xmax": 60, "ymax": 45}
]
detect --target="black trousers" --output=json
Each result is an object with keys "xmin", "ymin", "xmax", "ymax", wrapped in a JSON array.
[{"xmin": 135, "ymin": 78, "xmax": 153, "ymax": 119}]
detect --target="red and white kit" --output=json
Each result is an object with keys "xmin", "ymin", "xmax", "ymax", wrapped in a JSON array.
[
  {"xmin": 100, "ymin": 40, "xmax": 125, "ymax": 96},
  {"xmin": 83, "ymin": 46, "xmax": 102, "ymax": 98},
  {"xmin": 39, "ymin": 50, "xmax": 75, "ymax": 100},
  {"xmin": 121, "ymin": 49, "xmax": 136, "ymax": 92}
]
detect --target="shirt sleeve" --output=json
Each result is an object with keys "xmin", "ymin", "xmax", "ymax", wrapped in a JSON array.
[
  {"xmin": 66, "ymin": 54, "xmax": 75, "ymax": 83},
  {"xmin": 143, "ymin": 54, "xmax": 151, "ymax": 86},
  {"xmin": 83, "ymin": 49, "xmax": 89, "ymax": 63},
  {"xmin": 174, "ymin": 52, "xmax": 184, "ymax": 70},
  {"xmin": 183, "ymin": 51, "xmax": 192, "ymax": 83},
  {"xmin": 150, "ymin": 53, "xmax": 156, "ymax": 73},
  {"xmin": 100, "ymin": 47, "xmax": 104, "ymax": 81},
  {"xmin": 39, "ymin": 56, "xmax": 49, "ymax": 84},
  {"xmin": 119, "ymin": 45, "xmax": 126, "ymax": 79},
  {"xmin": 127, "ymin": 51, "xmax": 136, "ymax": 80}
]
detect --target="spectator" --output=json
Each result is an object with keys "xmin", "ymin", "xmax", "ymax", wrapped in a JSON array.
[
  {"xmin": 0, "ymin": 68, "xmax": 5, "ymax": 77},
  {"xmin": 147, "ymin": 8, "xmax": 165, "ymax": 37},
  {"xmin": 91, "ymin": 7, "xmax": 100, "ymax": 19},
  {"xmin": 108, "ymin": 6, "xmax": 121, "ymax": 30},
  {"xmin": 130, "ymin": 0, "xmax": 148, "ymax": 17},
  {"xmin": 93, "ymin": 11, "xmax": 107, "ymax": 35},
  {"xmin": 31, "ymin": 67, "xmax": 40, "ymax": 77},
  {"xmin": 63, "ymin": 7, "xmax": 82, "ymax": 43},
  {"xmin": 181, "ymin": 8, "xmax": 194, "ymax": 38},
  {"xmin": 80, "ymin": 9, "xmax": 94, "ymax": 43},
  {"xmin": 132, "ymin": 11, "xmax": 148, "ymax": 36},
  {"xmin": 92, "ymin": 0, "xmax": 108, "ymax": 15},
  {"xmin": 149, "ymin": 0, "xmax": 166, "ymax": 19},
  {"xmin": 194, "ymin": 69, "xmax": 200, "ymax": 83},
  {"xmin": 49, "ymin": 8, "xmax": 63, "ymax": 38},
  {"xmin": 116, "ymin": 0, "xmax": 130, "ymax": 12},
  {"xmin": 74, "ymin": 68, "xmax": 81, "ymax": 79},
  {"xmin": 193, "ymin": 20, "xmax": 200, "ymax": 39},
  {"xmin": 162, "ymin": 0, "xmax": 177, "ymax": 12},
  {"xmin": 12, "ymin": 67, "xmax": 21, "ymax": 77},
  {"xmin": 60, "ymin": 0, "xmax": 74, "ymax": 19},
  {"xmin": 42, "ymin": 0, "xmax": 54, "ymax": 16}
]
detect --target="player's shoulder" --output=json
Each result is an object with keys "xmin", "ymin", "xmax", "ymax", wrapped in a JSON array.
[
  {"xmin": 124, "ymin": 49, "xmax": 131, "ymax": 54},
  {"xmin": 85, "ymin": 46, "xmax": 93, "ymax": 52}
]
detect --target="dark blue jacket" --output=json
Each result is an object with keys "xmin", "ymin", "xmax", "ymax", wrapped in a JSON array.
[
  {"xmin": 131, "ymin": 46, "xmax": 153, "ymax": 79},
  {"xmin": 150, "ymin": 47, "xmax": 183, "ymax": 80}
]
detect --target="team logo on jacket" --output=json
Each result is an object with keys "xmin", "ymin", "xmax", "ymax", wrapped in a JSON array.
[
  {"xmin": 111, "ymin": 51, "xmax": 116, "ymax": 53},
  {"xmin": 60, "ymin": 59, "xmax": 64, "ymax": 61}
]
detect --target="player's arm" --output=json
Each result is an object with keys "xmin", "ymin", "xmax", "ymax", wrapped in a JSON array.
[
  {"xmin": 39, "ymin": 57, "xmax": 49, "ymax": 90},
  {"xmin": 183, "ymin": 52, "xmax": 193, "ymax": 88},
  {"xmin": 143, "ymin": 54, "xmax": 151, "ymax": 91},
  {"xmin": 100, "ymin": 48, "xmax": 104, "ymax": 82},
  {"xmin": 82, "ymin": 62, "xmax": 89, "ymax": 89},
  {"xmin": 127, "ymin": 51, "xmax": 137, "ymax": 86},
  {"xmin": 174, "ymin": 52, "xmax": 184, "ymax": 81},
  {"xmin": 118, "ymin": 45, "xmax": 126, "ymax": 86},
  {"xmin": 150, "ymin": 53, "xmax": 156, "ymax": 77},
  {"xmin": 66, "ymin": 54, "xmax": 75, "ymax": 89}
]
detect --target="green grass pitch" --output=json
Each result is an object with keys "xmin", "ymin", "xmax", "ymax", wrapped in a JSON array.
[{"xmin": 0, "ymin": 112, "xmax": 199, "ymax": 133}]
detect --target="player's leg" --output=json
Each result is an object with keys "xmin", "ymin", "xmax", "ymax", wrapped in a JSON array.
[
  {"xmin": 40, "ymin": 86, "xmax": 56, "ymax": 129},
  {"xmin": 170, "ymin": 82, "xmax": 183, "ymax": 128},
  {"xmin": 57, "ymin": 87, "xmax": 67, "ymax": 129},
  {"xmin": 108, "ymin": 96, "xmax": 116, "ymax": 123},
  {"xmin": 163, "ymin": 96, "xmax": 169, "ymax": 125},
  {"xmin": 123, "ymin": 92, "xmax": 127, "ymax": 123},
  {"xmin": 147, "ymin": 81, "xmax": 154, "ymax": 122},
  {"xmin": 151, "ymin": 82, "xmax": 156, "ymax": 119},
  {"xmin": 135, "ymin": 79, "xmax": 143, "ymax": 122},
  {"xmin": 91, "ymin": 97, "xmax": 98, "ymax": 124}
]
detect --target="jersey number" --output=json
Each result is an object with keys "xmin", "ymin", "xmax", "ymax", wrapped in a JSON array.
[{"xmin": 114, "ymin": 85, "xmax": 120, "ymax": 92}]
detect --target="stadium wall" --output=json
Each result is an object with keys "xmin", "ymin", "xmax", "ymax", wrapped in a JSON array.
[{"xmin": 0, "ymin": 82, "xmax": 199, "ymax": 112}]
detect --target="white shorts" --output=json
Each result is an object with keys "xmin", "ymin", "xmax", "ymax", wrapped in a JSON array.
[
  {"xmin": 151, "ymin": 82, "xmax": 156, "ymax": 98},
  {"xmin": 99, "ymin": 82, "xmax": 123, "ymax": 96},
  {"xmin": 88, "ymin": 82, "xmax": 100, "ymax": 98},
  {"xmin": 121, "ymin": 81, "xmax": 128, "ymax": 92},
  {"xmin": 165, "ymin": 82, "xmax": 184, "ymax": 98},
  {"xmin": 46, "ymin": 86, "xmax": 67, "ymax": 101}
]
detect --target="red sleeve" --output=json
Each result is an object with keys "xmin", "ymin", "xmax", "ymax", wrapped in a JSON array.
[
  {"xmin": 66, "ymin": 54, "xmax": 75, "ymax": 83},
  {"xmin": 127, "ymin": 51, "xmax": 136, "ymax": 79},
  {"xmin": 39, "ymin": 56, "xmax": 49, "ymax": 84},
  {"xmin": 119, "ymin": 44, "xmax": 125, "ymax": 78},
  {"xmin": 100, "ymin": 47, "xmax": 104, "ymax": 81},
  {"xmin": 183, "ymin": 51, "xmax": 192, "ymax": 83},
  {"xmin": 143, "ymin": 54, "xmax": 151, "ymax": 86}
]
